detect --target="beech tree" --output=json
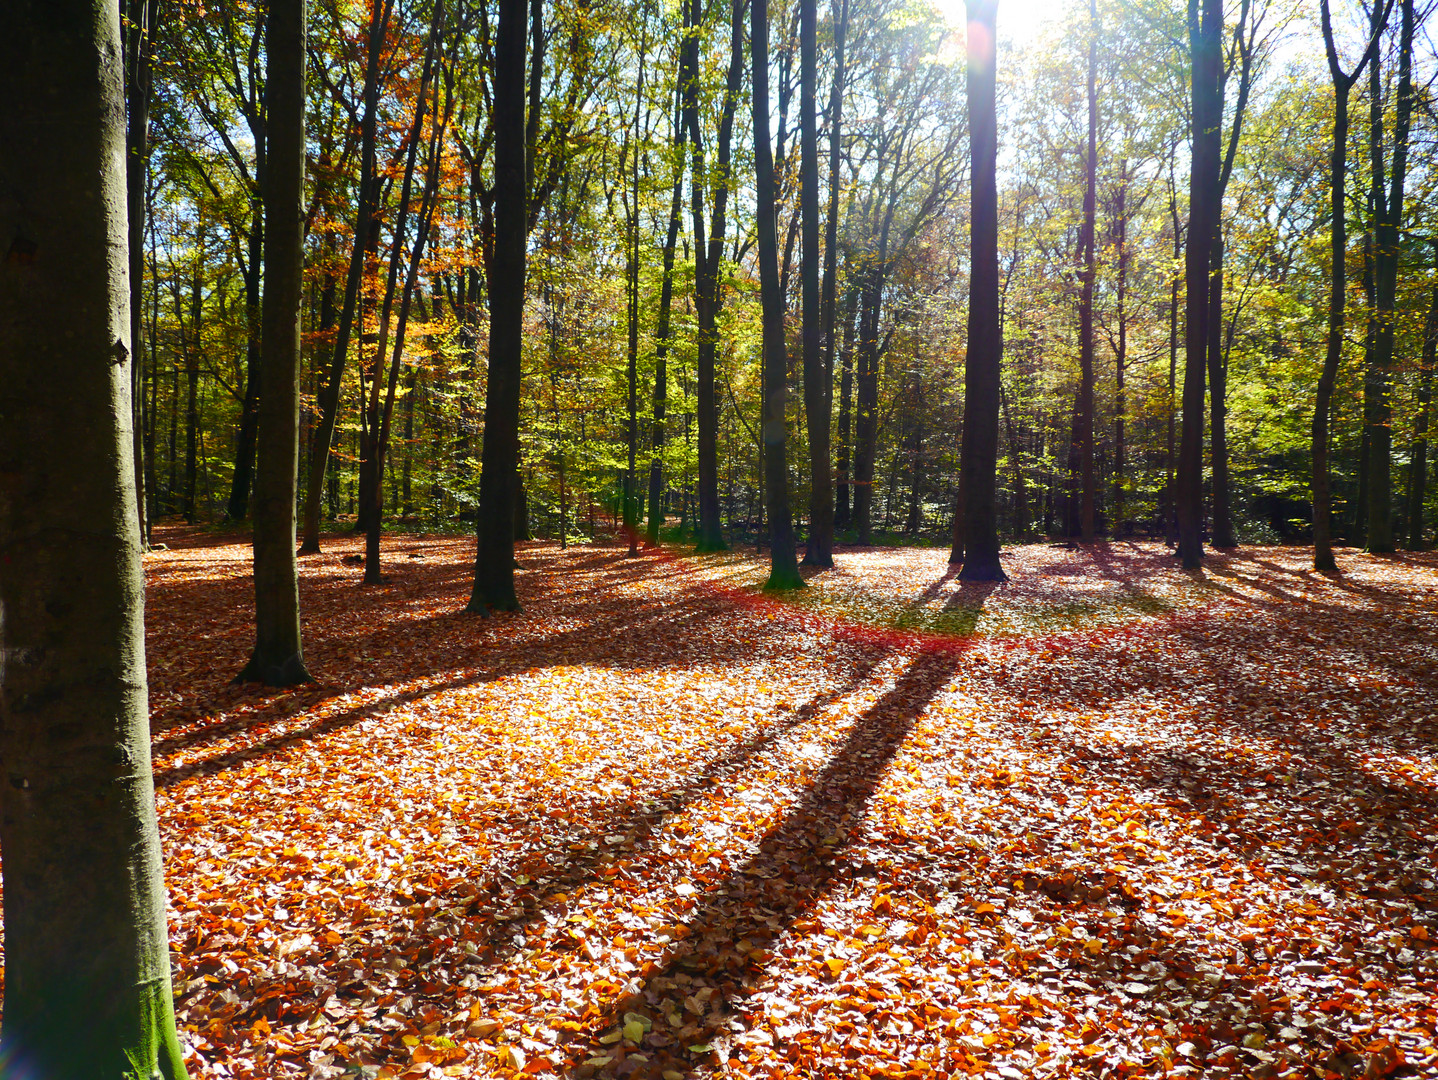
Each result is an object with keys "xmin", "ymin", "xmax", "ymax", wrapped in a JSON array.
[
  {"xmin": 753, "ymin": 0, "xmax": 805, "ymax": 589},
  {"xmin": 0, "ymin": 1, "xmax": 190, "ymax": 1074},
  {"xmin": 468, "ymin": 0, "xmax": 527, "ymax": 612},
  {"xmin": 952, "ymin": 0, "xmax": 1006, "ymax": 580},
  {"xmin": 239, "ymin": 0, "xmax": 311, "ymax": 685}
]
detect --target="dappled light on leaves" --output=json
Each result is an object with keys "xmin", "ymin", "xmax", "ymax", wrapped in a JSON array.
[{"xmin": 13, "ymin": 530, "xmax": 1437, "ymax": 1080}]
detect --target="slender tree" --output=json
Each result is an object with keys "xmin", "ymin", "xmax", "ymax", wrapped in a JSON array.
[
  {"xmin": 126, "ymin": 0, "xmax": 157, "ymax": 547},
  {"xmin": 1406, "ymin": 240, "xmax": 1437, "ymax": 550},
  {"xmin": 239, "ymin": 0, "xmax": 310, "ymax": 685},
  {"xmin": 468, "ymin": 0, "xmax": 527, "ymax": 612},
  {"xmin": 301, "ymin": 0, "xmax": 391, "ymax": 553},
  {"xmin": 0, "ymin": 1, "xmax": 190, "ymax": 1073},
  {"xmin": 1074, "ymin": 0, "xmax": 1099, "ymax": 542},
  {"xmin": 952, "ymin": 0, "xmax": 1005, "ymax": 579},
  {"xmin": 1177, "ymin": 0, "xmax": 1222, "ymax": 569},
  {"xmin": 1363, "ymin": 0, "xmax": 1413, "ymax": 553},
  {"xmin": 753, "ymin": 0, "xmax": 805, "ymax": 589},
  {"xmin": 822, "ymin": 0, "xmax": 849, "ymax": 533},
  {"xmin": 1314, "ymin": 0, "xmax": 1389, "ymax": 571},
  {"xmin": 692, "ymin": 0, "xmax": 745, "ymax": 552},
  {"xmin": 800, "ymin": 0, "xmax": 833, "ymax": 566}
]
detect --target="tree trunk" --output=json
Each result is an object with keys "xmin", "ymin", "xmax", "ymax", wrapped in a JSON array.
[
  {"xmin": 1207, "ymin": 231, "xmax": 1232, "ymax": 545},
  {"xmin": 834, "ymin": 284, "xmax": 856, "ymax": 529},
  {"xmin": 753, "ymin": 0, "xmax": 804, "ymax": 590},
  {"xmin": 301, "ymin": 0, "xmax": 389, "ymax": 552},
  {"xmin": 1365, "ymin": 0, "xmax": 1411, "ymax": 553},
  {"xmin": 0, "ymin": 2, "xmax": 190, "ymax": 1073},
  {"xmin": 126, "ymin": 0, "xmax": 156, "ymax": 548},
  {"xmin": 1314, "ymin": 0, "xmax": 1384, "ymax": 571},
  {"xmin": 953, "ymin": 0, "xmax": 1006, "ymax": 579},
  {"xmin": 1074, "ymin": 0, "xmax": 1098, "ymax": 544},
  {"xmin": 468, "ymin": 0, "xmax": 527, "ymax": 612},
  {"xmin": 800, "ymin": 0, "xmax": 832, "ymax": 567},
  {"xmin": 821, "ymin": 0, "xmax": 849, "ymax": 538},
  {"xmin": 228, "ymin": 191, "xmax": 264, "ymax": 521},
  {"xmin": 365, "ymin": 5, "xmax": 446, "ymax": 583},
  {"xmin": 853, "ymin": 266, "xmax": 881, "ymax": 544},
  {"xmin": 647, "ymin": 40, "xmax": 690, "ymax": 546},
  {"xmin": 1406, "ymin": 241, "xmax": 1437, "ymax": 550},
  {"xmin": 693, "ymin": 0, "xmax": 745, "ymax": 552},
  {"xmin": 1178, "ymin": 0, "xmax": 1222, "ymax": 569},
  {"xmin": 1112, "ymin": 166, "xmax": 1128, "ymax": 534},
  {"xmin": 238, "ymin": 0, "xmax": 310, "ymax": 686}
]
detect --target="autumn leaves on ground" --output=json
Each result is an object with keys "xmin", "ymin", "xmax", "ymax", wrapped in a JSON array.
[{"xmin": 92, "ymin": 534, "xmax": 1438, "ymax": 1076}]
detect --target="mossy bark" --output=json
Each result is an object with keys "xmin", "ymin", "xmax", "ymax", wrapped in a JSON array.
[{"xmin": 0, "ymin": 2, "xmax": 190, "ymax": 1076}]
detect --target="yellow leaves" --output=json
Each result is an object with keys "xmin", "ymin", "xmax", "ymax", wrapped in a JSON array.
[{"xmin": 824, "ymin": 958, "xmax": 847, "ymax": 978}]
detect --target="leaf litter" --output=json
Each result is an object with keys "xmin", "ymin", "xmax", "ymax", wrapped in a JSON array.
[{"xmin": 10, "ymin": 530, "xmax": 1438, "ymax": 1080}]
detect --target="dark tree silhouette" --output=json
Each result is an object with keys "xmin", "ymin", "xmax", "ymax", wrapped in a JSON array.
[
  {"xmin": 952, "ymin": 0, "xmax": 1006, "ymax": 581},
  {"xmin": 468, "ymin": 0, "xmax": 528, "ymax": 611},
  {"xmin": 238, "ymin": 0, "xmax": 310, "ymax": 685},
  {"xmin": 753, "ymin": 0, "xmax": 805, "ymax": 590}
]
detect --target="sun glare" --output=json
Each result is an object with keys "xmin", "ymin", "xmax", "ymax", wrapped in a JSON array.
[{"xmin": 932, "ymin": 0, "xmax": 1070, "ymax": 50}]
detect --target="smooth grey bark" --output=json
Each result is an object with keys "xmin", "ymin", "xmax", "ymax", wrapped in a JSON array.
[
  {"xmin": 0, "ymin": 1, "xmax": 190, "ymax": 1074},
  {"xmin": 239, "ymin": 0, "xmax": 309, "ymax": 685},
  {"xmin": 952, "ymin": 0, "xmax": 1006, "ymax": 579},
  {"xmin": 753, "ymin": 0, "xmax": 804, "ymax": 590},
  {"xmin": 468, "ymin": 0, "xmax": 526, "ymax": 612}
]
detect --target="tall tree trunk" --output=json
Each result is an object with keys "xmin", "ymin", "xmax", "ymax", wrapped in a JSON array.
[
  {"xmin": 821, "ymin": 0, "xmax": 849, "ymax": 536},
  {"xmin": 1165, "ymin": 160, "xmax": 1181, "ymax": 545},
  {"xmin": 1314, "ymin": 0, "xmax": 1385, "ymax": 571},
  {"xmin": 1406, "ymin": 241, "xmax": 1437, "ymax": 550},
  {"xmin": 364, "ymin": 4, "xmax": 446, "ymax": 583},
  {"xmin": 1206, "ymin": 232, "xmax": 1232, "ymax": 545},
  {"xmin": 692, "ymin": 0, "xmax": 745, "ymax": 552},
  {"xmin": 800, "ymin": 0, "xmax": 832, "ymax": 567},
  {"xmin": 239, "ymin": 0, "xmax": 310, "ymax": 686},
  {"xmin": 853, "ymin": 266, "xmax": 881, "ymax": 544},
  {"xmin": 953, "ymin": 0, "xmax": 1006, "ymax": 578},
  {"xmin": 229, "ymin": 186, "xmax": 264, "ymax": 521},
  {"xmin": 1365, "ymin": 0, "xmax": 1411, "ymax": 553},
  {"xmin": 301, "ymin": 0, "xmax": 390, "ymax": 552},
  {"xmin": 184, "ymin": 267, "xmax": 201, "ymax": 522},
  {"xmin": 648, "ymin": 43, "xmax": 690, "ymax": 546},
  {"xmin": 1074, "ymin": 0, "xmax": 1098, "ymax": 543},
  {"xmin": 1111, "ymin": 166, "xmax": 1129, "ymax": 534},
  {"xmin": 126, "ymin": 0, "xmax": 156, "ymax": 548},
  {"xmin": 1178, "ymin": 0, "xmax": 1222, "ymax": 569},
  {"xmin": 0, "ymin": 1, "xmax": 190, "ymax": 1073},
  {"xmin": 468, "ymin": 0, "xmax": 527, "ymax": 612},
  {"xmin": 753, "ymin": 0, "xmax": 804, "ymax": 590}
]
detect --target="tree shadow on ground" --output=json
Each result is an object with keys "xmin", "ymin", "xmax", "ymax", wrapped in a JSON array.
[{"xmin": 547, "ymin": 648, "xmax": 968, "ymax": 1079}]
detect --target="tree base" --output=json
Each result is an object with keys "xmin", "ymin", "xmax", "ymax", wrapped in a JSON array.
[
  {"xmin": 694, "ymin": 540, "xmax": 728, "ymax": 554},
  {"xmin": 298, "ymin": 540, "xmax": 321, "ymax": 555},
  {"xmin": 235, "ymin": 651, "xmax": 311, "ymax": 687},
  {"xmin": 763, "ymin": 569, "xmax": 806, "ymax": 592},
  {"xmin": 958, "ymin": 560, "xmax": 1007, "ymax": 582}
]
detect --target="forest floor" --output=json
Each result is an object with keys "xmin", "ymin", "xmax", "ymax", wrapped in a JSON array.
[{"xmin": 79, "ymin": 532, "xmax": 1438, "ymax": 1077}]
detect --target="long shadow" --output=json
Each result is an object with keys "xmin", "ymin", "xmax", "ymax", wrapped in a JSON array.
[
  {"xmin": 149, "ymin": 571, "xmax": 823, "ymax": 782},
  {"xmin": 551, "ymin": 648, "xmax": 967, "ymax": 1079}
]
